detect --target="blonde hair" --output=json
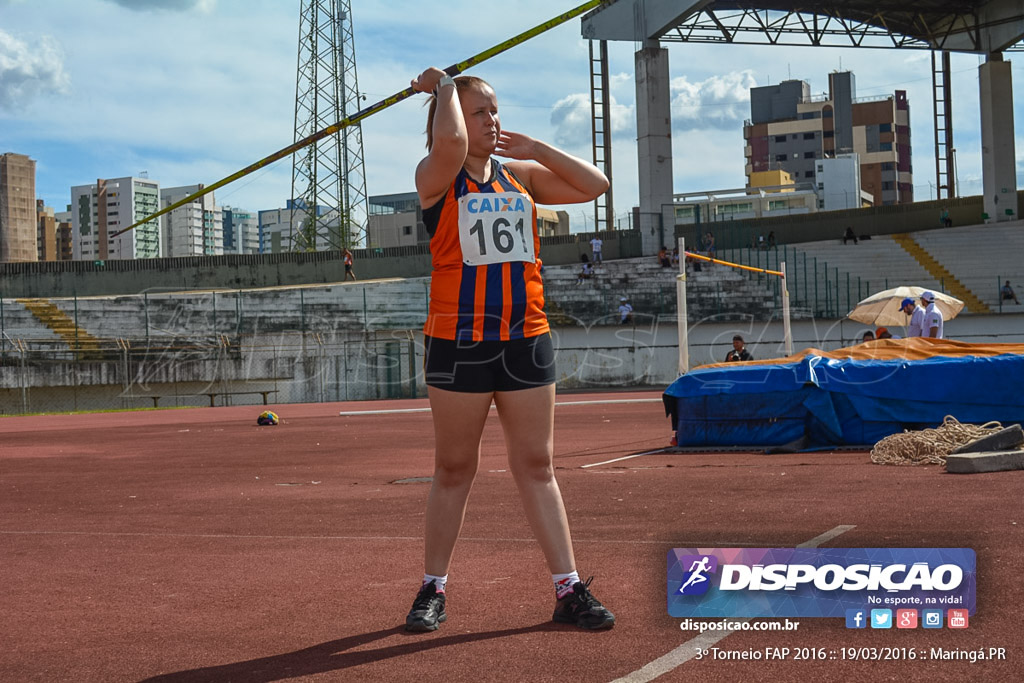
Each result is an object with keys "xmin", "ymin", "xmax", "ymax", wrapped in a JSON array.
[{"xmin": 425, "ymin": 75, "xmax": 491, "ymax": 150}]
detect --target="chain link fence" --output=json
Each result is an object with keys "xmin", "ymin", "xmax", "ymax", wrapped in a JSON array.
[{"xmin": 0, "ymin": 332, "xmax": 420, "ymax": 415}]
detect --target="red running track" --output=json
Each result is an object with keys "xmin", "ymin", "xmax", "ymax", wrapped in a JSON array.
[{"xmin": 1, "ymin": 391, "xmax": 1021, "ymax": 682}]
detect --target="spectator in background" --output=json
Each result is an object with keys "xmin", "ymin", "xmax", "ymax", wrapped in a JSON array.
[
  {"xmin": 725, "ymin": 335, "xmax": 752, "ymax": 362},
  {"xmin": 767, "ymin": 231, "xmax": 776, "ymax": 248},
  {"xmin": 658, "ymin": 246, "xmax": 671, "ymax": 268},
  {"xmin": 921, "ymin": 291, "xmax": 944, "ymax": 338},
  {"xmin": 901, "ymin": 297, "xmax": 924, "ymax": 337},
  {"xmin": 576, "ymin": 255, "xmax": 593, "ymax": 285},
  {"xmin": 618, "ymin": 297, "xmax": 633, "ymax": 325},
  {"xmin": 1001, "ymin": 280, "xmax": 1020, "ymax": 304},
  {"xmin": 941, "ymin": 208, "xmax": 952, "ymax": 227},
  {"xmin": 861, "ymin": 330, "xmax": 875, "ymax": 343},
  {"xmin": 705, "ymin": 232, "xmax": 716, "ymax": 261},
  {"xmin": 842, "ymin": 226, "xmax": 858, "ymax": 245},
  {"xmin": 875, "ymin": 327, "xmax": 895, "ymax": 340},
  {"xmin": 757, "ymin": 234, "xmax": 767, "ymax": 250},
  {"xmin": 589, "ymin": 235, "xmax": 603, "ymax": 265},
  {"xmin": 671, "ymin": 245, "xmax": 680, "ymax": 267},
  {"xmin": 343, "ymin": 248, "xmax": 357, "ymax": 281},
  {"xmin": 687, "ymin": 249, "xmax": 702, "ymax": 273}
]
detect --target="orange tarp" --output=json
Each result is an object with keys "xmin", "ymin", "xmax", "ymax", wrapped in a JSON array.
[{"xmin": 697, "ymin": 337, "xmax": 1024, "ymax": 371}]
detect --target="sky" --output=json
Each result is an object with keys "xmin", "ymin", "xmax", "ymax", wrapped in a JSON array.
[{"xmin": 2, "ymin": 0, "xmax": 1023, "ymax": 233}]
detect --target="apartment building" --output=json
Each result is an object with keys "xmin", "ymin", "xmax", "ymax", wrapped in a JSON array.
[
  {"xmin": 222, "ymin": 206, "xmax": 260, "ymax": 254},
  {"xmin": 744, "ymin": 71, "xmax": 912, "ymax": 206},
  {"xmin": 0, "ymin": 152, "xmax": 37, "ymax": 262},
  {"xmin": 71, "ymin": 177, "xmax": 161, "ymax": 260},
  {"xmin": 161, "ymin": 184, "xmax": 223, "ymax": 257}
]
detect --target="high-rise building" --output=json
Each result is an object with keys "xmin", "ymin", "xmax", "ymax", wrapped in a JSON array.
[
  {"xmin": 71, "ymin": 177, "xmax": 162, "ymax": 260},
  {"xmin": 222, "ymin": 206, "xmax": 260, "ymax": 254},
  {"xmin": 55, "ymin": 207, "xmax": 73, "ymax": 261},
  {"xmin": 36, "ymin": 200, "xmax": 57, "ymax": 261},
  {"xmin": 258, "ymin": 200, "xmax": 341, "ymax": 254},
  {"xmin": 160, "ymin": 185, "xmax": 223, "ymax": 257},
  {"xmin": 815, "ymin": 154, "xmax": 873, "ymax": 210},
  {"xmin": 0, "ymin": 152, "xmax": 38, "ymax": 262},
  {"xmin": 744, "ymin": 72, "xmax": 912, "ymax": 206},
  {"xmin": 367, "ymin": 192, "xmax": 426, "ymax": 248}
]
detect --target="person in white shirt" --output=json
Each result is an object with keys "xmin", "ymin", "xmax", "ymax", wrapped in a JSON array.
[
  {"xmin": 576, "ymin": 260, "xmax": 593, "ymax": 285},
  {"xmin": 589, "ymin": 236, "xmax": 603, "ymax": 265},
  {"xmin": 618, "ymin": 296, "xmax": 633, "ymax": 324},
  {"xmin": 920, "ymin": 291, "xmax": 944, "ymax": 338},
  {"xmin": 900, "ymin": 298, "xmax": 924, "ymax": 337}
]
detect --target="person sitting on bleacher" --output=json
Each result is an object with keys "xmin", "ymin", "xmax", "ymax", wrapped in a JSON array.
[
  {"xmin": 576, "ymin": 260, "xmax": 594, "ymax": 285},
  {"xmin": 1001, "ymin": 280, "xmax": 1020, "ymax": 305}
]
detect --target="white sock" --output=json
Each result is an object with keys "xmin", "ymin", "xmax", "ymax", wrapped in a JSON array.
[
  {"xmin": 423, "ymin": 573, "xmax": 447, "ymax": 593},
  {"xmin": 553, "ymin": 571, "xmax": 580, "ymax": 598}
]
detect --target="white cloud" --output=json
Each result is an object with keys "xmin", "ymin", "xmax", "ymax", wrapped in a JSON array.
[
  {"xmin": 0, "ymin": 29, "xmax": 69, "ymax": 111},
  {"xmin": 104, "ymin": 0, "xmax": 215, "ymax": 11},
  {"xmin": 550, "ymin": 92, "xmax": 634, "ymax": 149},
  {"xmin": 670, "ymin": 70, "xmax": 757, "ymax": 131}
]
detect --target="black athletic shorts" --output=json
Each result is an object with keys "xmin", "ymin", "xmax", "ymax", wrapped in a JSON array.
[{"xmin": 424, "ymin": 333, "xmax": 556, "ymax": 393}]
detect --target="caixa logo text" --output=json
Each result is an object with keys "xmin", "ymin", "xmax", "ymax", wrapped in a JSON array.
[{"xmin": 712, "ymin": 562, "xmax": 963, "ymax": 592}]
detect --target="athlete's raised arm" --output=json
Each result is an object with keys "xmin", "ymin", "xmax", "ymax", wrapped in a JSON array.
[{"xmin": 411, "ymin": 67, "xmax": 468, "ymax": 208}]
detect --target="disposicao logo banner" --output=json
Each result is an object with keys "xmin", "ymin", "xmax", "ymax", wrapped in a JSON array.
[{"xmin": 667, "ymin": 548, "xmax": 976, "ymax": 618}]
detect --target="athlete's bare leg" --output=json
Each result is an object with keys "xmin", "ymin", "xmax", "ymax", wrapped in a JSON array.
[
  {"xmin": 494, "ymin": 383, "xmax": 575, "ymax": 574},
  {"xmin": 423, "ymin": 386, "xmax": 493, "ymax": 576}
]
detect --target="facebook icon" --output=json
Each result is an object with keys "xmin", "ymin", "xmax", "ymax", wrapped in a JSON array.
[{"xmin": 845, "ymin": 609, "xmax": 867, "ymax": 629}]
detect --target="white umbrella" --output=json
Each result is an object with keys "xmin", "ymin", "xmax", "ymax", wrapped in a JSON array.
[{"xmin": 847, "ymin": 286, "xmax": 964, "ymax": 327}]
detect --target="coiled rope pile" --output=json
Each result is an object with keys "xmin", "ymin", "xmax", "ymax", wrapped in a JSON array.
[{"xmin": 870, "ymin": 416, "xmax": 1005, "ymax": 467}]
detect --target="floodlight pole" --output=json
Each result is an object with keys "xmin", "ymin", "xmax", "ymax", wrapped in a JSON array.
[
  {"xmin": 781, "ymin": 261, "xmax": 793, "ymax": 356},
  {"xmin": 677, "ymin": 236, "xmax": 689, "ymax": 374}
]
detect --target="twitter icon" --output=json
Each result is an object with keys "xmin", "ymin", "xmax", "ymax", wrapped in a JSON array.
[{"xmin": 870, "ymin": 609, "xmax": 892, "ymax": 629}]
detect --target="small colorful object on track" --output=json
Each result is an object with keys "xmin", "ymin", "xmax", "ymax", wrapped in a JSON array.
[{"xmin": 257, "ymin": 410, "xmax": 279, "ymax": 426}]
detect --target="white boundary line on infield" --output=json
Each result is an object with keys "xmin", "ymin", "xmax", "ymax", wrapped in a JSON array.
[
  {"xmin": 580, "ymin": 449, "xmax": 668, "ymax": 469},
  {"xmin": 338, "ymin": 397, "xmax": 662, "ymax": 416},
  {"xmin": 609, "ymin": 524, "xmax": 857, "ymax": 683}
]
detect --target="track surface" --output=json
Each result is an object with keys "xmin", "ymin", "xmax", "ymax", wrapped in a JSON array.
[{"xmin": 2, "ymin": 392, "xmax": 1020, "ymax": 682}]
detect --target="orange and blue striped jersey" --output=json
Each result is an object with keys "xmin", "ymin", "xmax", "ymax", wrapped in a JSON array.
[{"xmin": 422, "ymin": 158, "xmax": 548, "ymax": 342}]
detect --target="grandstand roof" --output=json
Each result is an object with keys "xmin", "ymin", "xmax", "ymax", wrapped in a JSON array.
[{"xmin": 585, "ymin": 1, "xmax": 1024, "ymax": 53}]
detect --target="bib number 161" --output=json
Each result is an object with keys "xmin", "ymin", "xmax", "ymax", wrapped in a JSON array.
[{"xmin": 458, "ymin": 192, "xmax": 535, "ymax": 266}]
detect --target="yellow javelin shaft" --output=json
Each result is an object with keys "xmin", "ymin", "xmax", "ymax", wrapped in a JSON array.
[
  {"xmin": 112, "ymin": 0, "xmax": 607, "ymax": 239},
  {"xmin": 684, "ymin": 251, "xmax": 785, "ymax": 277}
]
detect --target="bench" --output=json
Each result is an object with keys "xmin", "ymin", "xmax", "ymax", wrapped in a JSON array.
[
  {"xmin": 138, "ymin": 390, "xmax": 278, "ymax": 408},
  {"xmin": 203, "ymin": 390, "xmax": 279, "ymax": 407}
]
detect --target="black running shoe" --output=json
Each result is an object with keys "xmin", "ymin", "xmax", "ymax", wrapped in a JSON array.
[
  {"xmin": 405, "ymin": 580, "xmax": 447, "ymax": 632},
  {"xmin": 552, "ymin": 577, "xmax": 615, "ymax": 630}
]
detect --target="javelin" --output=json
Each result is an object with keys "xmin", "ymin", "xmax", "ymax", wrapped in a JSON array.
[{"xmin": 111, "ymin": 0, "xmax": 607, "ymax": 239}]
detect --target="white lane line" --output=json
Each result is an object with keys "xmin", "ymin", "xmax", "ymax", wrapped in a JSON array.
[
  {"xmin": 554, "ymin": 398, "xmax": 663, "ymax": 407},
  {"xmin": 796, "ymin": 524, "xmax": 856, "ymax": 549},
  {"xmin": 338, "ymin": 407, "xmax": 432, "ymax": 415},
  {"xmin": 338, "ymin": 397, "xmax": 662, "ymax": 416},
  {"xmin": 581, "ymin": 448, "xmax": 667, "ymax": 469},
  {"xmin": 609, "ymin": 524, "xmax": 857, "ymax": 683}
]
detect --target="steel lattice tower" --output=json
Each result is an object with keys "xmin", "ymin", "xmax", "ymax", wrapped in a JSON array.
[{"xmin": 290, "ymin": 0, "xmax": 367, "ymax": 251}]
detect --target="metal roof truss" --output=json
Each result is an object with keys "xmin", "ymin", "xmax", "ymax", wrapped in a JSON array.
[{"xmin": 659, "ymin": 6, "xmax": 1022, "ymax": 51}]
